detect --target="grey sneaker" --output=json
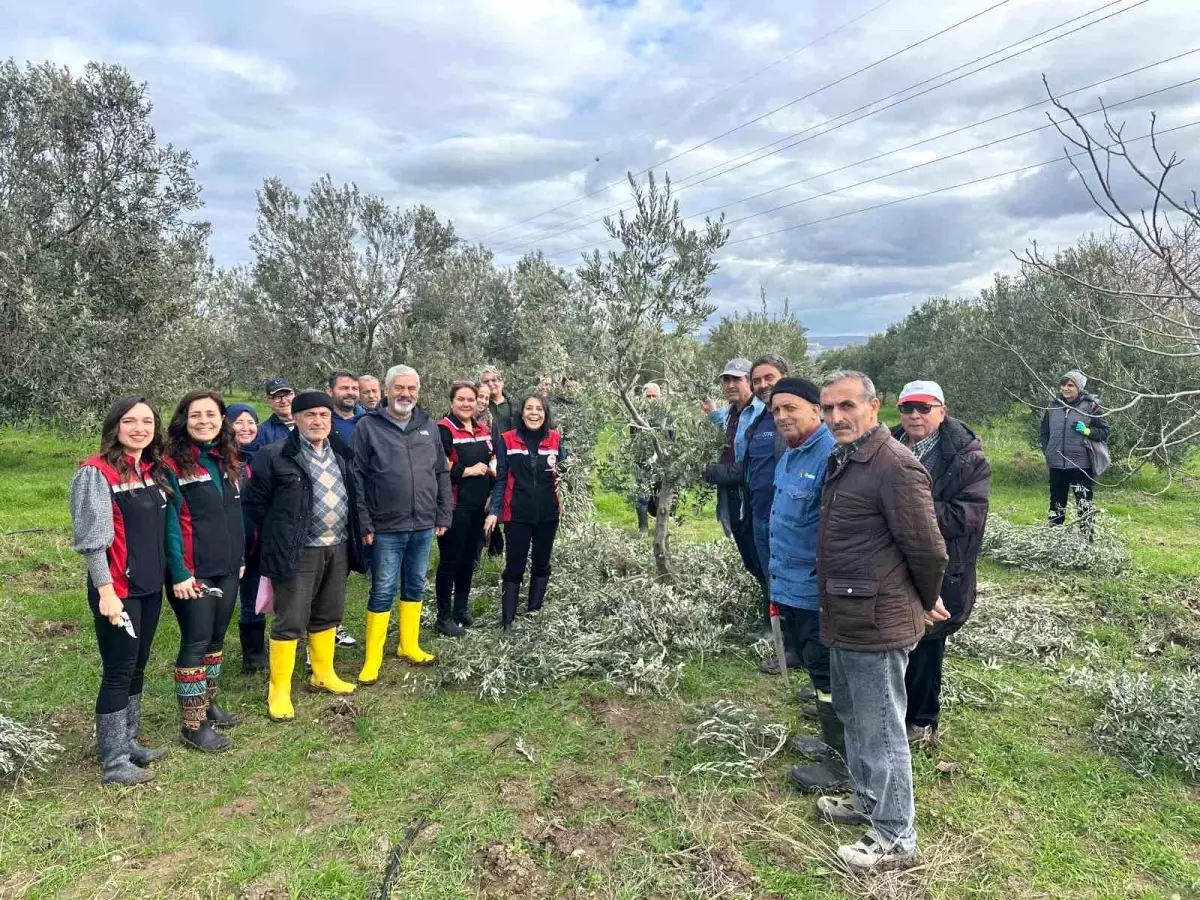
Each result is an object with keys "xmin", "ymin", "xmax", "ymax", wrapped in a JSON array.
[
  {"xmin": 335, "ymin": 625, "xmax": 357, "ymax": 647},
  {"xmin": 816, "ymin": 794, "xmax": 870, "ymax": 826},
  {"xmin": 837, "ymin": 829, "xmax": 918, "ymax": 874}
]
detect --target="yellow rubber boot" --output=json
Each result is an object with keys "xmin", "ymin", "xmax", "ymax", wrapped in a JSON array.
[
  {"xmin": 308, "ymin": 627, "xmax": 357, "ymax": 695},
  {"xmin": 267, "ymin": 638, "xmax": 297, "ymax": 721},
  {"xmin": 357, "ymin": 610, "xmax": 390, "ymax": 685},
  {"xmin": 397, "ymin": 601, "xmax": 436, "ymax": 665}
]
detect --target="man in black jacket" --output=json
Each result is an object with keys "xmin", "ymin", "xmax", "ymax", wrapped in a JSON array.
[
  {"xmin": 243, "ymin": 392, "xmax": 366, "ymax": 722},
  {"xmin": 481, "ymin": 366, "xmax": 513, "ymax": 434},
  {"xmin": 892, "ymin": 381, "xmax": 991, "ymax": 742},
  {"xmin": 351, "ymin": 364, "xmax": 453, "ymax": 684}
]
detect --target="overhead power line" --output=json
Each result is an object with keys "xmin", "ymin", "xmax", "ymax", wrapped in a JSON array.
[
  {"xmin": 473, "ymin": 0, "xmax": 1016, "ymax": 243},
  {"xmin": 497, "ymin": 0, "xmax": 1147, "ymax": 254},
  {"xmin": 721, "ymin": 119, "xmax": 1200, "ymax": 248},
  {"xmin": 473, "ymin": 0, "xmax": 900, "ymax": 240},
  {"xmin": 535, "ymin": 53, "xmax": 1199, "ymax": 260}
]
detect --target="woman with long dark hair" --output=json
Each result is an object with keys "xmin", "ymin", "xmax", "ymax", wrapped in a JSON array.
[
  {"xmin": 69, "ymin": 396, "xmax": 172, "ymax": 785},
  {"xmin": 162, "ymin": 390, "xmax": 245, "ymax": 752},
  {"xmin": 485, "ymin": 393, "xmax": 565, "ymax": 630},
  {"xmin": 227, "ymin": 402, "xmax": 267, "ymax": 673},
  {"xmin": 434, "ymin": 381, "xmax": 495, "ymax": 636}
]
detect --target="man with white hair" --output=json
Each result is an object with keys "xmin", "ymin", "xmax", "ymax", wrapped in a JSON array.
[{"xmin": 351, "ymin": 365, "xmax": 452, "ymax": 683}]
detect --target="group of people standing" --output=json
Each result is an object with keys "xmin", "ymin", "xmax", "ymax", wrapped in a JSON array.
[
  {"xmin": 70, "ymin": 364, "xmax": 565, "ymax": 785},
  {"xmin": 695, "ymin": 359, "xmax": 1108, "ymax": 872}
]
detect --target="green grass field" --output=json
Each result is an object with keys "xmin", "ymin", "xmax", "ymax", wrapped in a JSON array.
[{"xmin": 1, "ymin": 420, "xmax": 1198, "ymax": 899}]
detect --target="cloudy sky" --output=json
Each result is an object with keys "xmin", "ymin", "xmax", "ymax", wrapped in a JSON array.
[{"xmin": 4, "ymin": 0, "xmax": 1199, "ymax": 334}]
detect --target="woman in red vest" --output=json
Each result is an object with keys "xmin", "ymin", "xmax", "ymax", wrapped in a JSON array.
[
  {"xmin": 485, "ymin": 393, "xmax": 565, "ymax": 630},
  {"xmin": 434, "ymin": 380, "xmax": 495, "ymax": 636},
  {"xmin": 69, "ymin": 396, "xmax": 173, "ymax": 785},
  {"xmin": 162, "ymin": 390, "xmax": 245, "ymax": 753}
]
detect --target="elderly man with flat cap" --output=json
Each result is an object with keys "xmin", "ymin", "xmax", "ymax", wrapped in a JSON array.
[
  {"xmin": 892, "ymin": 380, "xmax": 991, "ymax": 743},
  {"xmin": 244, "ymin": 390, "xmax": 366, "ymax": 722}
]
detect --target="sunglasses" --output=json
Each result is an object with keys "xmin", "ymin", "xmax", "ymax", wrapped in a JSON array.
[{"xmin": 898, "ymin": 402, "xmax": 941, "ymax": 415}]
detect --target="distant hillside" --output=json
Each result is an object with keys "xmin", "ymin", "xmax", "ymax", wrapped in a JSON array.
[{"xmin": 806, "ymin": 334, "xmax": 869, "ymax": 357}]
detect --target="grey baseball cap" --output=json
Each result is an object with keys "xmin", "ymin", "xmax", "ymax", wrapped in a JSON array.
[{"xmin": 720, "ymin": 358, "xmax": 753, "ymax": 378}]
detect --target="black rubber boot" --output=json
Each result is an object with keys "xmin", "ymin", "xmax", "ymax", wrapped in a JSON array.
[
  {"xmin": 435, "ymin": 585, "xmax": 464, "ymax": 636},
  {"xmin": 453, "ymin": 568, "xmax": 475, "ymax": 627},
  {"xmin": 240, "ymin": 622, "xmax": 267, "ymax": 674},
  {"xmin": 181, "ymin": 719, "xmax": 232, "ymax": 753},
  {"xmin": 453, "ymin": 600, "xmax": 475, "ymax": 628},
  {"xmin": 501, "ymin": 580, "xmax": 520, "ymax": 631},
  {"xmin": 788, "ymin": 700, "xmax": 850, "ymax": 793},
  {"xmin": 527, "ymin": 575, "xmax": 549, "ymax": 614},
  {"xmin": 97, "ymin": 710, "xmax": 153, "ymax": 785},
  {"xmin": 791, "ymin": 734, "xmax": 832, "ymax": 760},
  {"xmin": 206, "ymin": 695, "xmax": 237, "ymax": 728},
  {"xmin": 797, "ymin": 682, "xmax": 817, "ymax": 703},
  {"xmin": 125, "ymin": 694, "xmax": 167, "ymax": 766}
]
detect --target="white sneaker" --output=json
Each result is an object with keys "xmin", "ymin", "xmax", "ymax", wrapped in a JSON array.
[
  {"xmin": 837, "ymin": 829, "xmax": 917, "ymax": 874},
  {"xmin": 335, "ymin": 625, "xmax": 357, "ymax": 647}
]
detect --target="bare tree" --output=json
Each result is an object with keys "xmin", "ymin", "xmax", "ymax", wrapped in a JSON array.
[{"xmin": 1008, "ymin": 80, "xmax": 1200, "ymax": 472}]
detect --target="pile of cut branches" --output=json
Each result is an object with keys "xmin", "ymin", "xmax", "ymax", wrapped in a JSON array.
[
  {"xmin": 982, "ymin": 510, "xmax": 1131, "ymax": 577},
  {"xmin": 0, "ymin": 707, "xmax": 62, "ymax": 782},
  {"xmin": 436, "ymin": 520, "xmax": 759, "ymax": 699}
]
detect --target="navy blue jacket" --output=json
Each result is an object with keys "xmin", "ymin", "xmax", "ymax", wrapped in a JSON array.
[
  {"xmin": 703, "ymin": 402, "xmax": 785, "ymax": 522},
  {"xmin": 255, "ymin": 414, "xmax": 294, "ymax": 449},
  {"xmin": 330, "ymin": 407, "xmax": 364, "ymax": 445}
]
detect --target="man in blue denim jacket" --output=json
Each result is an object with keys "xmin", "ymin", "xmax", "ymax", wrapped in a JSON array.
[{"xmin": 765, "ymin": 378, "xmax": 846, "ymax": 793}]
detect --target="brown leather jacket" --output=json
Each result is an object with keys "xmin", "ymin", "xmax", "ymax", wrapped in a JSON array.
[{"xmin": 818, "ymin": 426, "xmax": 948, "ymax": 652}]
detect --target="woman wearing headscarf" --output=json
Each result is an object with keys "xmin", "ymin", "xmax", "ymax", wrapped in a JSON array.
[
  {"xmin": 227, "ymin": 402, "xmax": 267, "ymax": 673},
  {"xmin": 69, "ymin": 396, "xmax": 172, "ymax": 785},
  {"xmin": 434, "ymin": 381, "xmax": 495, "ymax": 635},
  {"xmin": 1039, "ymin": 370, "xmax": 1111, "ymax": 527},
  {"xmin": 163, "ymin": 390, "xmax": 245, "ymax": 752},
  {"xmin": 485, "ymin": 393, "xmax": 565, "ymax": 630}
]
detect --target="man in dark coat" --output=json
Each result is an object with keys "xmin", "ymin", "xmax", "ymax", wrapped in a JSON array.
[
  {"xmin": 813, "ymin": 371, "xmax": 947, "ymax": 874},
  {"xmin": 892, "ymin": 380, "xmax": 991, "ymax": 742}
]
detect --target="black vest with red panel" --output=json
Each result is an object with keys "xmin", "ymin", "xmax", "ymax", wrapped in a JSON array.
[
  {"xmin": 499, "ymin": 428, "xmax": 562, "ymax": 524},
  {"xmin": 438, "ymin": 415, "xmax": 494, "ymax": 513},
  {"xmin": 81, "ymin": 455, "xmax": 168, "ymax": 598},
  {"xmin": 166, "ymin": 447, "xmax": 245, "ymax": 578}
]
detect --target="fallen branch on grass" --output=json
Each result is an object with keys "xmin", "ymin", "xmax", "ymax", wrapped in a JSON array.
[
  {"xmin": 688, "ymin": 700, "xmax": 789, "ymax": 780},
  {"xmin": 435, "ymin": 519, "xmax": 759, "ymax": 699}
]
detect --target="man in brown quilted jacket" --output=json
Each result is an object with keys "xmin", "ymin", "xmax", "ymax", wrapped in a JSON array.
[{"xmin": 812, "ymin": 371, "xmax": 948, "ymax": 874}]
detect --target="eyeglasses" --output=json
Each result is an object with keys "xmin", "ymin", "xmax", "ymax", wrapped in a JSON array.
[{"xmin": 898, "ymin": 402, "xmax": 941, "ymax": 415}]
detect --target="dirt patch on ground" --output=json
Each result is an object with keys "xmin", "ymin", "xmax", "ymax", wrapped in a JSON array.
[
  {"xmin": 26, "ymin": 617, "xmax": 76, "ymax": 638},
  {"xmin": 581, "ymin": 693, "xmax": 683, "ymax": 744},
  {"xmin": 475, "ymin": 841, "xmax": 554, "ymax": 899},
  {"xmin": 525, "ymin": 816, "xmax": 626, "ymax": 867},
  {"xmin": 549, "ymin": 767, "xmax": 637, "ymax": 815},
  {"xmin": 305, "ymin": 784, "xmax": 352, "ymax": 829},
  {"xmin": 235, "ymin": 887, "xmax": 290, "ymax": 900},
  {"xmin": 223, "ymin": 794, "xmax": 262, "ymax": 820},
  {"xmin": 319, "ymin": 697, "xmax": 362, "ymax": 741}
]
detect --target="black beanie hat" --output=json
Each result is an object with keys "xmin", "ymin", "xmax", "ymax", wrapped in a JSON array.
[
  {"xmin": 292, "ymin": 390, "xmax": 335, "ymax": 414},
  {"xmin": 771, "ymin": 377, "xmax": 821, "ymax": 405}
]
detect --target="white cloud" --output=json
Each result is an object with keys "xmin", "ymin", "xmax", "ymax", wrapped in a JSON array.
[{"xmin": 2, "ymin": 0, "xmax": 1198, "ymax": 333}]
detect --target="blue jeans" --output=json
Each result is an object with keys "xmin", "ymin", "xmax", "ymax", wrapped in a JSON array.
[
  {"xmin": 831, "ymin": 645, "xmax": 917, "ymax": 852},
  {"xmin": 366, "ymin": 529, "xmax": 435, "ymax": 613}
]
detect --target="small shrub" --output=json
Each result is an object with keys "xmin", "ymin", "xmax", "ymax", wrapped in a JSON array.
[{"xmin": 1065, "ymin": 667, "xmax": 1200, "ymax": 777}]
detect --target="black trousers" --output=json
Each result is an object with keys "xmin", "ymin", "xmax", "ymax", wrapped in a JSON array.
[
  {"xmin": 905, "ymin": 635, "xmax": 947, "ymax": 730},
  {"xmin": 89, "ymin": 582, "xmax": 163, "ymax": 715},
  {"xmin": 436, "ymin": 507, "xmax": 486, "ymax": 612},
  {"xmin": 726, "ymin": 489, "xmax": 765, "ymax": 586},
  {"xmin": 1048, "ymin": 467, "xmax": 1094, "ymax": 526},
  {"xmin": 503, "ymin": 520, "xmax": 559, "ymax": 584},
  {"xmin": 779, "ymin": 606, "xmax": 832, "ymax": 694},
  {"xmin": 168, "ymin": 570, "xmax": 238, "ymax": 668},
  {"xmin": 271, "ymin": 544, "xmax": 349, "ymax": 641}
]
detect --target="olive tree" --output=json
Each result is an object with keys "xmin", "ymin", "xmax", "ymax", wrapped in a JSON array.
[{"xmin": 578, "ymin": 172, "xmax": 727, "ymax": 580}]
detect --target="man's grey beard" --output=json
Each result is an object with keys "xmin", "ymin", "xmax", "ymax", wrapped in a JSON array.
[{"xmin": 391, "ymin": 401, "xmax": 414, "ymax": 418}]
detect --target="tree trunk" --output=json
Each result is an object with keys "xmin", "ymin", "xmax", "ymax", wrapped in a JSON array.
[{"xmin": 652, "ymin": 481, "xmax": 674, "ymax": 584}]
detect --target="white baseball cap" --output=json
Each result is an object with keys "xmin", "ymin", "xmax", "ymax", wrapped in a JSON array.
[{"xmin": 898, "ymin": 380, "xmax": 945, "ymax": 405}]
